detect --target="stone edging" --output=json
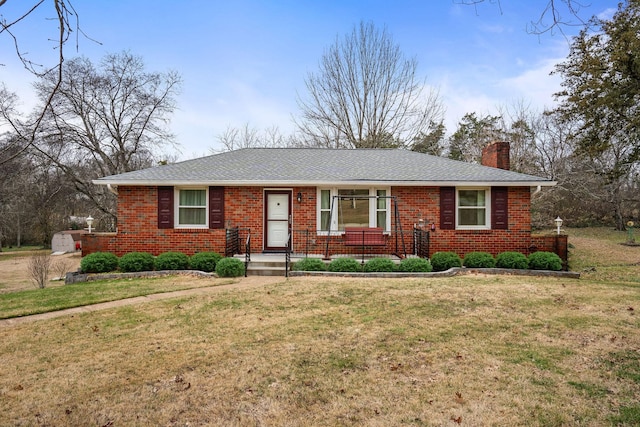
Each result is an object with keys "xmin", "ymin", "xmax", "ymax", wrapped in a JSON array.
[
  {"xmin": 64, "ymin": 267, "xmax": 580, "ymax": 283},
  {"xmin": 65, "ymin": 270, "xmax": 216, "ymax": 284},
  {"xmin": 288, "ymin": 267, "xmax": 580, "ymax": 279}
]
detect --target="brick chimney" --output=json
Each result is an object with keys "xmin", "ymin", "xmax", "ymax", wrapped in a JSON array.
[{"xmin": 481, "ymin": 141, "xmax": 510, "ymax": 170}]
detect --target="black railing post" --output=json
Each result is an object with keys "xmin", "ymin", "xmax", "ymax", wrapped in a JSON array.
[
  {"xmin": 285, "ymin": 233, "xmax": 291, "ymax": 278},
  {"xmin": 244, "ymin": 232, "xmax": 251, "ymax": 277}
]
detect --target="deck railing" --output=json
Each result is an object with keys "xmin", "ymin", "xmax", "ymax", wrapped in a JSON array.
[
  {"xmin": 225, "ymin": 227, "xmax": 430, "ymax": 262},
  {"xmin": 290, "ymin": 228, "xmax": 429, "ymax": 260}
]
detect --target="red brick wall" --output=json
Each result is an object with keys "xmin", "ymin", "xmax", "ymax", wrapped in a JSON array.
[
  {"xmin": 531, "ymin": 233, "xmax": 569, "ymax": 269},
  {"xmin": 83, "ymin": 184, "xmax": 545, "ymax": 260},
  {"xmin": 393, "ymin": 186, "xmax": 533, "ymax": 257}
]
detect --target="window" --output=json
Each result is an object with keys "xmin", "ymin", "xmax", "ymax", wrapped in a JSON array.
[
  {"xmin": 158, "ymin": 186, "xmax": 224, "ymax": 230},
  {"xmin": 338, "ymin": 189, "xmax": 370, "ymax": 228},
  {"xmin": 317, "ymin": 187, "xmax": 391, "ymax": 233},
  {"xmin": 177, "ymin": 188, "xmax": 207, "ymax": 227},
  {"xmin": 457, "ymin": 188, "xmax": 490, "ymax": 229},
  {"xmin": 320, "ymin": 189, "xmax": 331, "ymax": 231}
]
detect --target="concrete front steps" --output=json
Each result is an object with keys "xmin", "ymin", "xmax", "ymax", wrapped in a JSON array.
[{"xmin": 234, "ymin": 254, "xmax": 291, "ymax": 276}]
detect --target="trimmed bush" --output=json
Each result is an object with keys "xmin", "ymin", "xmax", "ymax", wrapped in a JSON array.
[
  {"xmin": 155, "ymin": 251, "xmax": 190, "ymax": 270},
  {"xmin": 528, "ymin": 251, "xmax": 563, "ymax": 271},
  {"xmin": 190, "ymin": 252, "xmax": 222, "ymax": 273},
  {"xmin": 430, "ymin": 251, "xmax": 462, "ymax": 272},
  {"xmin": 215, "ymin": 257, "xmax": 245, "ymax": 277},
  {"xmin": 495, "ymin": 251, "xmax": 529, "ymax": 269},
  {"xmin": 328, "ymin": 257, "xmax": 362, "ymax": 273},
  {"xmin": 363, "ymin": 257, "xmax": 397, "ymax": 273},
  {"xmin": 118, "ymin": 252, "xmax": 155, "ymax": 272},
  {"xmin": 292, "ymin": 258, "xmax": 327, "ymax": 271},
  {"xmin": 398, "ymin": 257, "xmax": 432, "ymax": 273},
  {"xmin": 463, "ymin": 251, "xmax": 496, "ymax": 268},
  {"xmin": 80, "ymin": 252, "xmax": 119, "ymax": 273}
]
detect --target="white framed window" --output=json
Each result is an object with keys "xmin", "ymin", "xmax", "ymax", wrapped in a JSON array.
[
  {"xmin": 457, "ymin": 188, "xmax": 490, "ymax": 230},
  {"xmin": 176, "ymin": 188, "xmax": 208, "ymax": 228},
  {"xmin": 317, "ymin": 187, "xmax": 391, "ymax": 233}
]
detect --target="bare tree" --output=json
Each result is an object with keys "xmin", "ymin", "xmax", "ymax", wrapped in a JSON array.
[
  {"xmin": 494, "ymin": 100, "xmax": 540, "ymax": 174},
  {"xmin": 31, "ymin": 51, "xmax": 181, "ymax": 227},
  {"xmin": 28, "ymin": 252, "xmax": 51, "ymax": 288},
  {"xmin": 213, "ymin": 123, "xmax": 292, "ymax": 152},
  {"xmin": 0, "ymin": 1, "xmax": 93, "ymax": 165},
  {"xmin": 296, "ymin": 21, "xmax": 444, "ymax": 149},
  {"xmin": 455, "ymin": 0, "xmax": 595, "ymax": 36}
]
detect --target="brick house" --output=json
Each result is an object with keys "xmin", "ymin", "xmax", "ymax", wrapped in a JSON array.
[{"xmin": 84, "ymin": 142, "xmax": 560, "ymax": 260}]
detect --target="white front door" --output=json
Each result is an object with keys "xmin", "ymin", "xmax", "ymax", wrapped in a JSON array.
[{"xmin": 265, "ymin": 191, "xmax": 290, "ymax": 250}]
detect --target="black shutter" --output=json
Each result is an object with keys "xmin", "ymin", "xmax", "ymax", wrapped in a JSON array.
[
  {"xmin": 158, "ymin": 186, "xmax": 174, "ymax": 229},
  {"xmin": 440, "ymin": 187, "xmax": 456, "ymax": 230},
  {"xmin": 209, "ymin": 186, "xmax": 224, "ymax": 229},
  {"xmin": 491, "ymin": 187, "xmax": 508, "ymax": 230}
]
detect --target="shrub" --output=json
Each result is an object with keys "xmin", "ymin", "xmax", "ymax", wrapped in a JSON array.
[
  {"xmin": 363, "ymin": 257, "xmax": 397, "ymax": 273},
  {"xmin": 495, "ymin": 251, "xmax": 529, "ymax": 269},
  {"xmin": 292, "ymin": 258, "xmax": 327, "ymax": 271},
  {"xmin": 430, "ymin": 251, "xmax": 462, "ymax": 272},
  {"xmin": 463, "ymin": 251, "xmax": 496, "ymax": 268},
  {"xmin": 118, "ymin": 252, "xmax": 155, "ymax": 272},
  {"xmin": 155, "ymin": 251, "xmax": 189, "ymax": 270},
  {"xmin": 528, "ymin": 251, "xmax": 563, "ymax": 271},
  {"xmin": 80, "ymin": 252, "xmax": 119, "ymax": 273},
  {"xmin": 328, "ymin": 257, "xmax": 362, "ymax": 272},
  {"xmin": 215, "ymin": 257, "xmax": 245, "ymax": 277},
  {"xmin": 190, "ymin": 252, "xmax": 222, "ymax": 272},
  {"xmin": 398, "ymin": 257, "xmax": 432, "ymax": 273}
]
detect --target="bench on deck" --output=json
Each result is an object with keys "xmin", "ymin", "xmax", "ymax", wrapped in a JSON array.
[{"xmin": 343, "ymin": 227, "xmax": 387, "ymax": 246}]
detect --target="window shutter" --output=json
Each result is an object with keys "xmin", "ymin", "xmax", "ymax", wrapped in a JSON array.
[
  {"xmin": 440, "ymin": 187, "xmax": 455, "ymax": 230},
  {"xmin": 209, "ymin": 186, "xmax": 224, "ymax": 229},
  {"xmin": 157, "ymin": 186, "xmax": 174, "ymax": 229},
  {"xmin": 491, "ymin": 187, "xmax": 508, "ymax": 230}
]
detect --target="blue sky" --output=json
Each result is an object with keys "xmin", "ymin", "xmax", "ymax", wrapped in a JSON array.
[{"xmin": 1, "ymin": 0, "xmax": 618, "ymax": 159}]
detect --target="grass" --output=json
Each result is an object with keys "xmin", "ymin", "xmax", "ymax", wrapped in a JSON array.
[
  {"xmin": 0, "ymin": 276, "xmax": 233, "ymax": 319},
  {"xmin": 0, "ymin": 227, "xmax": 639, "ymax": 425}
]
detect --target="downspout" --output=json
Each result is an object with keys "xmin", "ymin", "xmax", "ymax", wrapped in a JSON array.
[
  {"xmin": 107, "ymin": 184, "xmax": 118, "ymax": 196},
  {"xmin": 532, "ymin": 185, "xmax": 541, "ymax": 196}
]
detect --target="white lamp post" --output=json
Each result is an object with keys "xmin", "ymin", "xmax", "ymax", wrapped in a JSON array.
[
  {"xmin": 554, "ymin": 216, "xmax": 563, "ymax": 235},
  {"xmin": 86, "ymin": 216, "xmax": 94, "ymax": 233}
]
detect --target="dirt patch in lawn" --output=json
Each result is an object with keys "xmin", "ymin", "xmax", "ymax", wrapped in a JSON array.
[{"xmin": 0, "ymin": 252, "xmax": 82, "ymax": 293}]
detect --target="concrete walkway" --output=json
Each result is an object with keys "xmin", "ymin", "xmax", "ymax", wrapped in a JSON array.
[{"xmin": 0, "ymin": 275, "xmax": 285, "ymax": 327}]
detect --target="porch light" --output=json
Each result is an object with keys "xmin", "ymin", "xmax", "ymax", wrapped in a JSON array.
[
  {"xmin": 86, "ymin": 216, "xmax": 94, "ymax": 233},
  {"xmin": 554, "ymin": 216, "xmax": 563, "ymax": 235},
  {"xmin": 297, "ymin": 192, "xmax": 302, "ymax": 203}
]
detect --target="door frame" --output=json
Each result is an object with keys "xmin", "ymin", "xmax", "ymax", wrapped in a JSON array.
[{"xmin": 263, "ymin": 190, "xmax": 292, "ymax": 251}]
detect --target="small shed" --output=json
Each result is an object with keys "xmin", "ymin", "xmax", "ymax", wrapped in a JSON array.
[{"xmin": 51, "ymin": 230, "xmax": 88, "ymax": 253}]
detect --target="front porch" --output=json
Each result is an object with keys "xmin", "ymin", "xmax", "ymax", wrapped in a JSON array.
[
  {"xmin": 235, "ymin": 252, "xmax": 408, "ymax": 276},
  {"xmin": 226, "ymin": 227, "xmax": 431, "ymax": 276}
]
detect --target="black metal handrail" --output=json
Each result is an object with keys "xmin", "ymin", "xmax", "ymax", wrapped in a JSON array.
[
  {"xmin": 285, "ymin": 233, "xmax": 291, "ymax": 277},
  {"xmin": 413, "ymin": 227, "xmax": 430, "ymax": 258},
  {"xmin": 244, "ymin": 231, "xmax": 251, "ymax": 277},
  {"xmin": 225, "ymin": 227, "xmax": 239, "ymax": 257}
]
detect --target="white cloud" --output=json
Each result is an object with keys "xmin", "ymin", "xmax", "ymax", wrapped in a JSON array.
[{"xmin": 597, "ymin": 8, "xmax": 617, "ymax": 20}]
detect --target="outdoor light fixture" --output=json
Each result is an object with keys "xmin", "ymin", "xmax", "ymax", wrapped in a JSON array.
[
  {"xmin": 86, "ymin": 216, "xmax": 94, "ymax": 233},
  {"xmin": 554, "ymin": 216, "xmax": 563, "ymax": 235},
  {"xmin": 297, "ymin": 192, "xmax": 302, "ymax": 203}
]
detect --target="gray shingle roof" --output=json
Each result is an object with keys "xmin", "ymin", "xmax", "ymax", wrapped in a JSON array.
[{"xmin": 93, "ymin": 148, "xmax": 555, "ymax": 186}]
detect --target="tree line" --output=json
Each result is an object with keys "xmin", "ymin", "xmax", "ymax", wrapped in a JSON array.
[{"xmin": 1, "ymin": 1, "xmax": 638, "ymax": 248}]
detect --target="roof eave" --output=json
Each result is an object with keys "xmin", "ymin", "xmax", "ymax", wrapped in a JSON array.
[{"xmin": 93, "ymin": 179, "xmax": 557, "ymax": 187}]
